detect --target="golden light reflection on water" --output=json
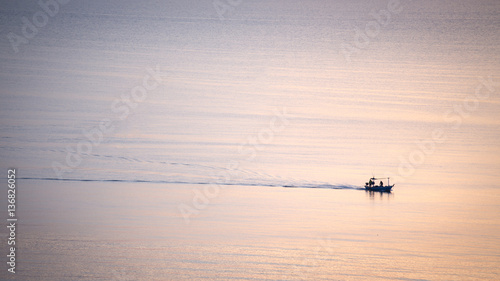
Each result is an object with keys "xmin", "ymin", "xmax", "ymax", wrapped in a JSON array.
[
  {"xmin": 1, "ymin": 0, "xmax": 499, "ymax": 280},
  {"xmin": 11, "ymin": 179, "xmax": 500, "ymax": 280}
]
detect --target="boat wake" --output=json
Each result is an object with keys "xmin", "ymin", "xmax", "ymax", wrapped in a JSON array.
[
  {"xmin": 15, "ymin": 149, "xmax": 364, "ymax": 190},
  {"xmin": 283, "ymin": 183, "xmax": 364, "ymax": 190},
  {"xmin": 19, "ymin": 177, "xmax": 364, "ymax": 190}
]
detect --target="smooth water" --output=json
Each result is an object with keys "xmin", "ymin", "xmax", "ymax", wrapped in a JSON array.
[
  {"xmin": 3, "ymin": 181, "xmax": 500, "ymax": 280},
  {"xmin": 0, "ymin": 0, "xmax": 499, "ymax": 280}
]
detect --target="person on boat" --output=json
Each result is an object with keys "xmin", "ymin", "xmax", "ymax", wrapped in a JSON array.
[
  {"xmin": 369, "ymin": 179, "xmax": 374, "ymax": 187},
  {"xmin": 380, "ymin": 181, "xmax": 383, "ymax": 187}
]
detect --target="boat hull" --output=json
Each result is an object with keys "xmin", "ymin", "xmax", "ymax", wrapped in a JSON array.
[{"xmin": 364, "ymin": 185, "xmax": 394, "ymax": 192}]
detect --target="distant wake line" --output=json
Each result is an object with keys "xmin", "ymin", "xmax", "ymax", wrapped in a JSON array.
[
  {"xmin": 19, "ymin": 177, "xmax": 364, "ymax": 190},
  {"xmin": 13, "ymin": 150, "xmax": 365, "ymax": 190}
]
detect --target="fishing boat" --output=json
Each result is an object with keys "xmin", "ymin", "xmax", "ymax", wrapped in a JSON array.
[{"xmin": 365, "ymin": 177, "xmax": 394, "ymax": 192}]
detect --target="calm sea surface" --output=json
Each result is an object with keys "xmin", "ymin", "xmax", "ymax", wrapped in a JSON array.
[{"xmin": 0, "ymin": 0, "xmax": 499, "ymax": 280}]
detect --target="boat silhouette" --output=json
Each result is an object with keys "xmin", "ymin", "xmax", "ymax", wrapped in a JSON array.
[{"xmin": 364, "ymin": 177, "xmax": 394, "ymax": 192}]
